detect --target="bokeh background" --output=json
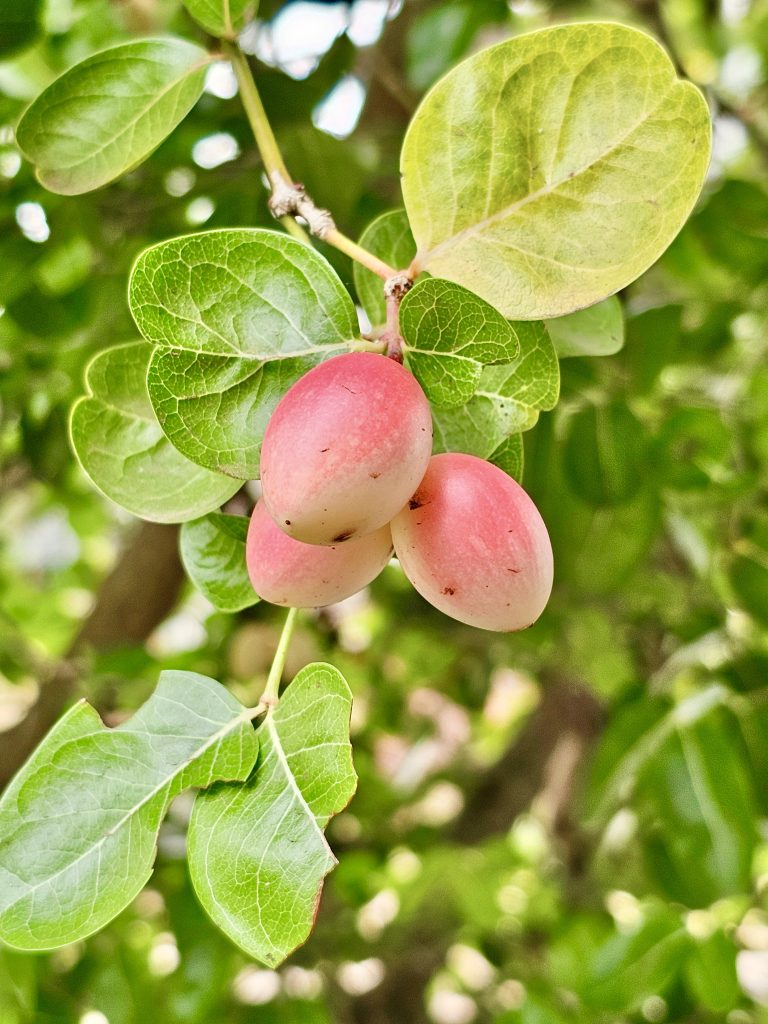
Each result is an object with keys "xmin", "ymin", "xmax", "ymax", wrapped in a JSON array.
[{"xmin": 2, "ymin": 0, "xmax": 768, "ymax": 1022}]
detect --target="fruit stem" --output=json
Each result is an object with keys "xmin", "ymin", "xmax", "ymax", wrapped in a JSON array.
[
  {"xmin": 261, "ymin": 607, "xmax": 299, "ymax": 708},
  {"xmin": 323, "ymin": 227, "xmax": 399, "ymax": 281},
  {"xmin": 224, "ymin": 41, "xmax": 398, "ymax": 279},
  {"xmin": 380, "ymin": 273, "xmax": 413, "ymax": 362}
]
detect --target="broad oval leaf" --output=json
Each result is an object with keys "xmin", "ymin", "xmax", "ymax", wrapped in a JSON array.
[
  {"xmin": 70, "ymin": 342, "xmax": 241, "ymax": 523},
  {"xmin": 180, "ymin": 512, "xmax": 258, "ymax": 613},
  {"xmin": 400, "ymin": 278, "xmax": 521, "ymax": 407},
  {"xmin": 0, "ymin": 672, "xmax": 258, "ymax": 951},
  {"xmin": 188, "ymin": 663, "xmax": 356, "ymax": 966},
  {"xmin": 547, "ymin": 296, "xmax": 624, "ymax": 358},
  {"xmin": 401, "ymin": 22, "xmax": 711, "ymax": 319},
  {"xmin": 183, "ymin": 0, "xmax": 257, "ymax": 36},
  {"xmin": 130, "ymin": 229, "xmax": 360, "ymax": 478},
  {"xmin": 16, "ymin": 38, "xmax": 211, "ymax": 195},
  {"xmin": 354, "ymin": 209, "xmax": 416, "ymax": 327}
]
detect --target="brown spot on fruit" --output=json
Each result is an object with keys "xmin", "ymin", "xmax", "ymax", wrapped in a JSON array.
[
  {"xmin": 369, "ymin": 472, "xmax": 381, "ymax": 479},
  {"xmin": 333, "ymin": 530, "xmax": 354, "ymax": 542},
  {"xmin": 285, "ymin": 520, "xmax": 291, "ymax": 526},
  {"xmin": 441, "ymin": 586, "xmax": 456, "ymax": 596},
  {"xmin": 506, "ymin": 567, "xmax": 520, "ymax": 574},
  {"xmin": 320, "ymin": 447, "xmax": 330, "ymax": 452}
]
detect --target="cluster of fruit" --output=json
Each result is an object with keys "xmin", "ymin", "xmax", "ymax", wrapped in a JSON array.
[{"xmin": 246, "ymin": 352, "xmax": 553, "ymax": 632}]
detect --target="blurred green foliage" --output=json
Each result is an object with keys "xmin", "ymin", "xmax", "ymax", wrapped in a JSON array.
[{"xmin": 1, "ymin": 0, "xmax": 768, "ymax": 1022}]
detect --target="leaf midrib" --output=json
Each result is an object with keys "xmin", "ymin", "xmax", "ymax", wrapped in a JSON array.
[
  {"xmin": 416, "ymin": 76, "xmax": 677, "ymax": 269},
  {"xmin": 0, "ymin": 709, "xmax": 251, "ymax": 919},
  {"xmin": 33, "ymin": 52, "xmax": 213, "ymax": 175}
]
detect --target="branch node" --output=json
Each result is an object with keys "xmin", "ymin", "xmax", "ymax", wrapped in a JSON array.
[{"xmin": 269, "ymin": 173, "xmax": 336, "ymax": 240}]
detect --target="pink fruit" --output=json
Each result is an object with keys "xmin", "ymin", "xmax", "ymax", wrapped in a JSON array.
[
  {"xmin": 391, "ymin": 453, "xmax": 553, "ymax": 632},
  {"xmin": 260, "ymin": 352, "xmax": 432, "ymax": 545},
  {"xmin": 246, "ymin": 499, "xmax": 393, "ymax": 608}
]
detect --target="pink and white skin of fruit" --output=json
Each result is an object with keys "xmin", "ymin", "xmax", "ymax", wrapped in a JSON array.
[
  {"xmin": 246, "ymin": 499, "xmax": 393, "ymax": 608},
  {"xmin": 391, "ymin": 454, "xmax": 554, "ymax": 632},
  {"xmin": 260, "ymin": 352, "xmax": 433, "ymax": 545}
]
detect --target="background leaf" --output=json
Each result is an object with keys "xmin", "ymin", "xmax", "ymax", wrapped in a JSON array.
[
  {"xmin": 182, "ymin": 0, "xmax": 257, "ymax": 37},
  {"xmin": 188, "ymin": 663, "xmax": 356, "ymax": 966},
  {"xmin": 0, "ymin": 672, "xmax": 258, "ymax": 950},
  {"xmin": 180, "ymin": 513, "xmax": 258, "ymax": 613},
  {"xmin": 354, "ymin": 209, "xmax": 416, "ymax": 327},
  {"xmin": 400, "ymin": 277, "xmax": 521, "ymax": 407},
  {"xmin": 70, "ymin": 343, "xmax": 241, "ymax": 522},
  {"xmin": 0, "ymin": 0, "xmax": 42, "ymax": 58},
  {"xmin": 130, "ymin": 229, "xmax": 359, "ymax": 479},
  {"xmin": 16, "ymin": 39, "xmax": 211, "ymax": 195},
  {"xmin": 401, "ymin": 22, "xmax": 711, "ymax": 318},
  {"xmin": 546, "ymin": 296, "xmax": 624, "ymax": 358},
  {"xmin": 563, "ymin": 401, "xmax": 648, "ymax": 507}
]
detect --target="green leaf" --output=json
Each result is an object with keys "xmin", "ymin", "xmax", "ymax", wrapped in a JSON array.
[
  {"xmin": 563, "ymin": 402, "xmax": 647, "ymax": 507},
  {"xmin": 180, "ymin": 513, "xmax": 258, "ymax": 613},
  {"xmin": 685, "ymin": 932, "xmax": 740, "ymax": 1013},
  {"xmin": 546, "ymin": 296, "xmax": 624, "ymax": 358},
  {"xmin": 480, "ymin": 322, "xmax": 559, "ymax": 411},
  {"xmin": 130, "ymin": 229, "xmax": 359, "ymax": 478},
  {"xmin": 182, "ymin": 0, "xmax": 257, "ymax": 37},
  {"xmin": 188, "ymin": 663, "xmax": 356, "ymax": 966},
  {"xmin": 432, "ymin": 393, "xmax": 538, "ymax": 460},
  {"xmin": 488, "ymin": 433, "xmax": 524, "ymax": 482},
  {"xmin": 400, "ymin": 278, "xmax": 521, "ymax": 407},
  {"xmin": 584, "ymin": 907, "xmax": 691, "ymax": 1011},
  {"xmin": 0, "ymin": 0, "xmax": 42, "ymax": 58},
  {"xmin": 16, "ymin": 39, "xmax": 211, "ymax": 195},
  {"xmin": 401, "ymin": 22, "xmax": 711, "ymax": 318},
  {"xmin": 354, "ymin": 210, "xmax": 416, "ymax": 327},
  {"xmin": 639, "ymin": 708, "xmax": 759, "ymax": 905},
  {"xmin": 431, "ymin": 321, "xmax": 558, "ymax": 456},
  {"xmin": 70, "ymin": 342, "xmax": 241, "ymax": 523},
  {"xmin": 0, "ymin": 672, "xmax": 258, "ymax": 951}
]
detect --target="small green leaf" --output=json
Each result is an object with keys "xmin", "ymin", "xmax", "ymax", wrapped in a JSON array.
[
  {"xmin": 70, "ymin": 342, "xmax": 241, "ymax": 523},
  {"xmin": 0, "ymin": 672, "xmax": 258, "ymax": 951},
  {"xmin": 188, "ymin": 663, "xmax": 356, "ymax": 966},
  {"xmin": 488, "ymin": 433, "xmax": 524, "ymax": 482},
  {"xmin": 401, "ymin": 22, "xmax": 711, "ymax": 318},
  {"xmin": 183, "ymin": 0, "xmax": 257, "ymax": 37},
  {"xmin": 180, "ymin": 513, "xmax": 258, "ymax": 613},
  {"xmin": 16, "ymin": 39, "xmax": 211, "ymax": 195},
  {"xmin": 400, "ymin": 278, "xmax": 521, "ymax": 407},
  {"xmin": 432, "ymin": 396, "xmax": 538, "ymax": 460},
  {"xmin": 479, "ymin": 321, "xmax": 559, "ymax": 411},
  {"xmin": 0, "ymin": 0, "xmax": 42, "ymax": 58},
  {"xmin": 431, "ymin": 321, "xmax": 558, "ymax": 457},
  {"xmin": 546, "ymin": 296, "xmax": 624, "ymax": 358},
  {"xmin": 354, "ymin": 210, "xmax": 416, "ymax": 327},
  {"xmin": 130, "ymin": 229, "xmax": 360, "ymax": 478}
]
